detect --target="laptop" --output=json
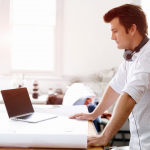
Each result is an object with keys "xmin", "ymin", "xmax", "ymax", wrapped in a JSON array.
[{"xmin": 1, "ymin": 87, "xmax": 57, "ymax": 123}]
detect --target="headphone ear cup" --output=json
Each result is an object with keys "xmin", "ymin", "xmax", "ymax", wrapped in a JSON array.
[{"xmin": 123, "ymin": 50, "xmax": 133, "ymax": 61}]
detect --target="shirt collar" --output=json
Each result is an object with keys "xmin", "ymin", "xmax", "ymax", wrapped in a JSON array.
[
  {"xmin": 132, "ymin": 52, "xmax": 138, "ymax": 61},
  {"xmin": 132, "ymin": 39, "xmax": 149, "ymax": 61}
]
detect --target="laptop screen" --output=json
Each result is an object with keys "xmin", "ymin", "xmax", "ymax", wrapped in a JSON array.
[{"xmin": 1, "ymin": 88, "xmax": 34, "ymax": 118}]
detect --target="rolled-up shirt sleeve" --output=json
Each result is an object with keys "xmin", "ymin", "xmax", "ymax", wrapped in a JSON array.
[
  {"xmin": 122, "ymin": 73, "xmax": 150, "ymax": 103},
  {"xmin": 123, "ymin": 73, "xmax": 150, "ymax": 103},
  {"xmin": 122, "ymin": 52, "xmax": 150, "ymax": 103},
  {"xmin": 109, "ymin": 61, "xmax": 126, "ymax": 94}
]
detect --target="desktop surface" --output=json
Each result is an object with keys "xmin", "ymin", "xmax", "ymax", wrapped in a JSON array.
[{"xmin": 0, "ymin": 104, "xmax": 104, "ymax": 150}]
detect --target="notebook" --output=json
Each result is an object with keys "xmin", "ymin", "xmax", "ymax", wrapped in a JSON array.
[{"xmin": 1, "ymin": 87, "xmax": 57, "ymax": 123}]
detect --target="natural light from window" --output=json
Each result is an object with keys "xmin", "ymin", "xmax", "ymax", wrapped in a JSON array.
[{"xmin": 11, "ymin": 0, "xmax": 56, "ymax": 72}]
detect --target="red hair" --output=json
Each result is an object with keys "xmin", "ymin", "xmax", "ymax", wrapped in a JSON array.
[{"xmin": 103, "ymin": 4, "xmax": 148, "ymax": 37}]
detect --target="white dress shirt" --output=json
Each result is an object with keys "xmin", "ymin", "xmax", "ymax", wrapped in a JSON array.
[{"xmin": 109, "ymin": 40, "xmax": 150, "ymax": 150}]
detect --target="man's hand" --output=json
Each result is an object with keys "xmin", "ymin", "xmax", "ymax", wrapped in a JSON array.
[
  {"xmin": 69, "ymin": 85, "xmax": 119, "ymax": 121},
  {"xmin": 69, "ymin": 113, "xmax": 95, "ymax": 121},
  {"xmin": 87, "ymin": 134, "xmax": 108, "ymax": 147}
]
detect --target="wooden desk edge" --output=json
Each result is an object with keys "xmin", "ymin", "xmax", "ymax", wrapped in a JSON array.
[
  {"xmin": 88, "ymin": 121, "xmax": 104, "ymax": 150},
  {"xmin": 88, "ymin": 120, "xmax": 98, "ymax": 136}
]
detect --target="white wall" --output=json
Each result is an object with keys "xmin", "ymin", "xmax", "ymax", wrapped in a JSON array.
[{"xmin": 63, "ymin": 0, "xmax": 133, "ymax": 76}]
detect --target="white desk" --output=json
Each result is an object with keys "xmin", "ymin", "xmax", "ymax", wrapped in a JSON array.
[
  {"xmin": 111, "ymin": 146, "xmax": 129, "ymax": 150},
  {"xmin": 0, "ymin": 104, "xmax": 90, "ymax": 149},
  {"xmin": 0, "ymin": 94, "xmax": 48, "ymax": 105},
  {"xmin": 119, "ymin": 146, "xmax": 129, "ymax": 150}
]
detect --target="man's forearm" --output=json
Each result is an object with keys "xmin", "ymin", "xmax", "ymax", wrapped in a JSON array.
[
  {"xmin": 101, "ymin": 92, "xmax": 136, "ymax": 143},
  {"xmin": 92, "ymin": 85, "xmax": 120, "ymax": 118}
]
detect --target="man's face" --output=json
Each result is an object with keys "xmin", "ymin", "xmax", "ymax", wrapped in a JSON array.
[{"xmin": 110, "ymin": 17, "xmax": 132, "ymax": 49}]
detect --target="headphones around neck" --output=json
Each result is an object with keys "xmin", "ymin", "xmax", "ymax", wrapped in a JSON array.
[{"xmin": 123, "ymin": 36, "xmax": 149, "ymax": 61}]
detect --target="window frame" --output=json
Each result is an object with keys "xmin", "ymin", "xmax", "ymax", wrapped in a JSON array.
[{"xmin": 0, "ymin": 0, "xmax": 63, "ymax": 77}]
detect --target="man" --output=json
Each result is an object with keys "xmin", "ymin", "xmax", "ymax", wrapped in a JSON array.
[{"xmin": 70, "ymin": 4, "xmax": 150, "ymax": 149}]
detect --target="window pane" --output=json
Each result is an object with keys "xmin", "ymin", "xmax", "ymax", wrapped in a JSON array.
[
  {"xmin": 11, "ymin": 0, "xmax": 56, "ymax": 72},
  {"xmin": 12, "ymin": 0, "xmax": 56, "ymax": 25},
  {"xmin": 12, "ymin": 25, "xmax": 54, "ymax": 71}
]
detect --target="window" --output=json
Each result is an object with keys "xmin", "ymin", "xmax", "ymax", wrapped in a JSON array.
[{"xmin": 0, "ymin": 0, "xmax": 63, "ymax": 76}]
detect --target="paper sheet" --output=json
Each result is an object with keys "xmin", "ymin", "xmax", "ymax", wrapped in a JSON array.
[
  {"xmin": 0, "ymin": 105, "xmax": 88, "ymax": 148},
  {"xmin": 34, "ymin": 105, "xmax": 88, "ymax": 116},
  {"xmin": 110, "ymin": 146, "xmax": 129, "ymax": 150}
]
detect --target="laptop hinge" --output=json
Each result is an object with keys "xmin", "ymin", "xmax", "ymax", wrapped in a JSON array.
[{"xmin": 11, "ymin": 112, "xmax": 33, "ymax": 119}]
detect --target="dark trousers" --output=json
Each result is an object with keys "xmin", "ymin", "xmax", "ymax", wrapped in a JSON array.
[{"xmin": 88, "ymin": 104, "xmax": 101, "ymax": 132}]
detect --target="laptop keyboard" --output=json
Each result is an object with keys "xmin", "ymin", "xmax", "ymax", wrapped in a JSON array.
[
  {"xmin": 14, "ymin": 112, "xmax": 57, "ymax": 122},
  {"xmin": 17, "ymin": 114, "xmax": 32, "ymax": 119}
]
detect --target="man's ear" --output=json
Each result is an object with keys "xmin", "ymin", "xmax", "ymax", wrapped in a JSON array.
[{"xmin": 129, "ymin": 24, "xmax": 137, "ymax": 36}]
